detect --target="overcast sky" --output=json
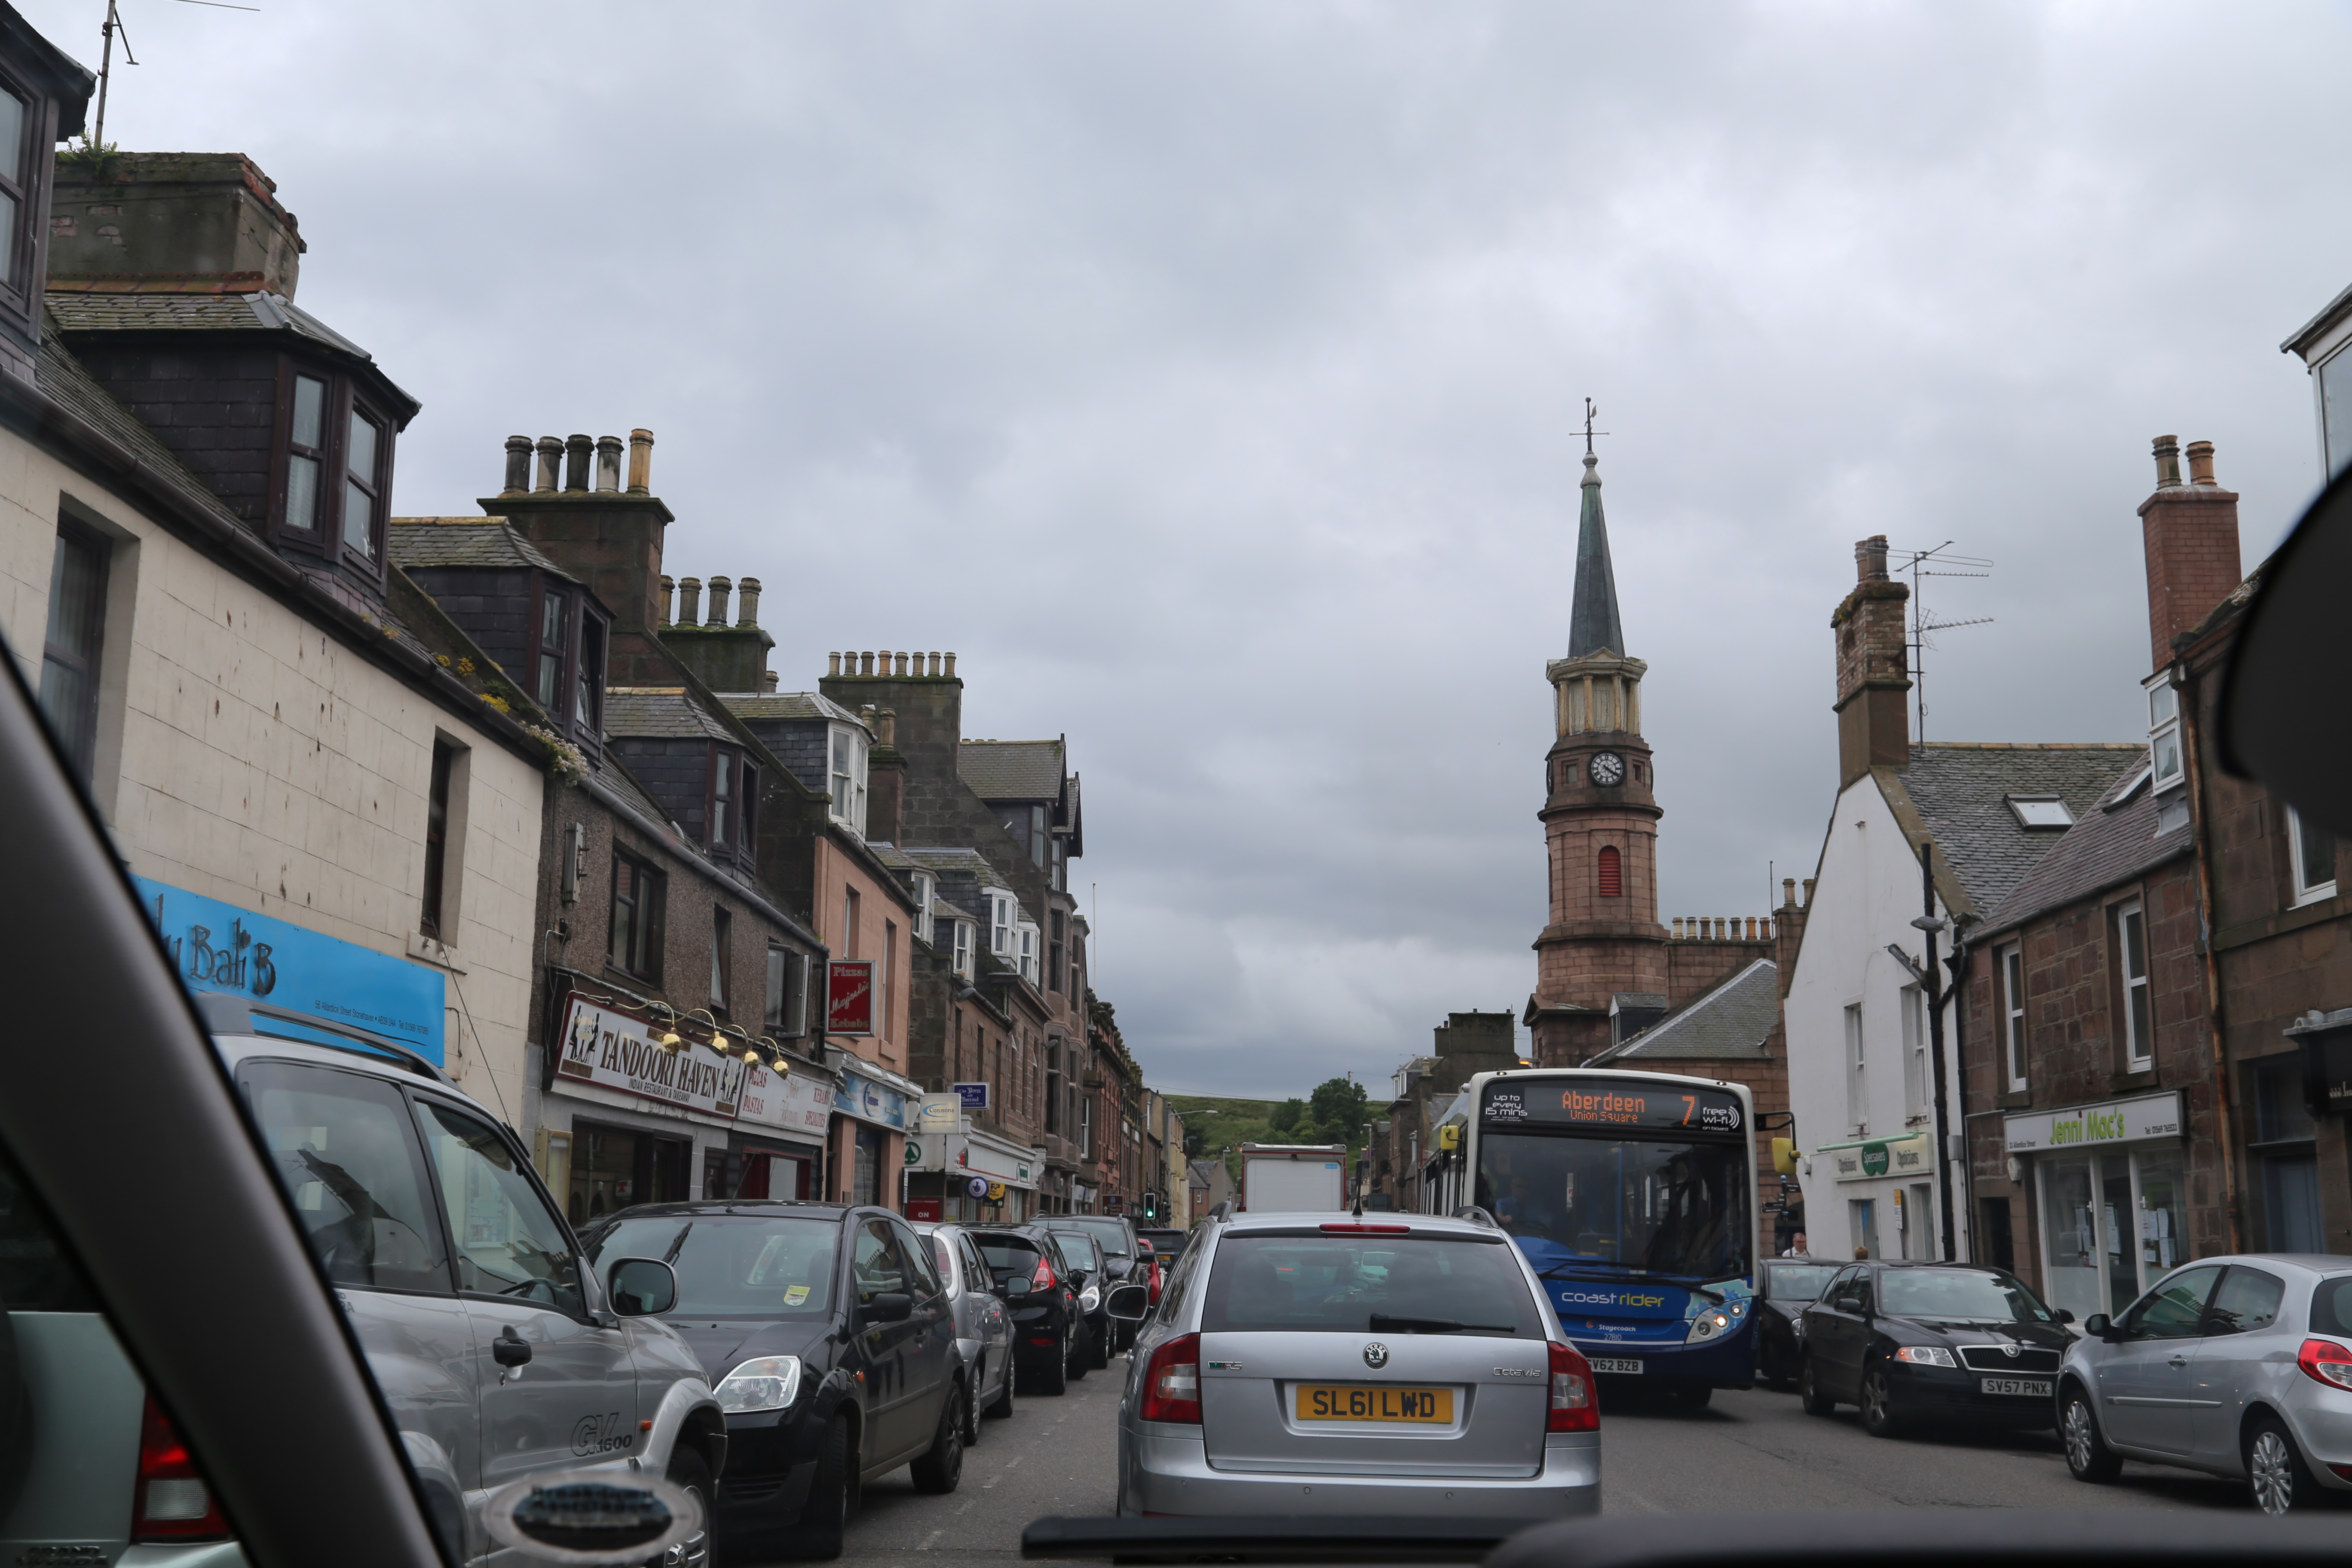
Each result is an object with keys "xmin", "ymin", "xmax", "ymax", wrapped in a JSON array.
[{"xmin": 31, "ymin": 0, "xmax": 2352, "ymax": 1098}]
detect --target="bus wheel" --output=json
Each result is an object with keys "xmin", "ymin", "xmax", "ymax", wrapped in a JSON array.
[{"xmin": 1670, "ymin": 1384, "xmax": 1712, "ymax": 1411}]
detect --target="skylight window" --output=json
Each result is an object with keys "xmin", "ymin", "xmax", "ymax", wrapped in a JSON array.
[{"xmin": 2006, "ymin": 795, "xmax": 2074, "ymax": 830}]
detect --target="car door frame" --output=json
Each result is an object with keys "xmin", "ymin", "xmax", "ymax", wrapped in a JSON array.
[
  {"xmin": 889, "ymin": 1216, "xmax": 957, "ymax": 1443},
  {"xmin": 1809, "ymin": 1265, "xmax": 1867, "ymax": 1399},
  {"xmin": 2188, "ymin": 1262, "xmax": 2291, "ymax": 1470},
  {"xmin": 850, "ymin": 1215, "xmax": 926, "ymax": 1471},
  {"xmin": 2097, "ymin": 1262, "xmax": 2226, "ymax": 1456},
  {"xmin": 958, "ymin": 1231, "xmax": 1009, "ymax": 1405}
]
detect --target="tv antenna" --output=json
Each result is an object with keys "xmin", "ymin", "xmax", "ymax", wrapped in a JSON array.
[
  {"xmin": 92, "ymin": 0, "xmax": 261, "ymax": 153},
  {"xmin": 1890, "ymin": 541, "xmax": 1994, "ymax": 743}
]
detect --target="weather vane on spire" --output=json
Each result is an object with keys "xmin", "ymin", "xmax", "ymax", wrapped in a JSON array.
[{"xmin": 1582, "ymin": 398, "xmax": 1610, "ymax": 459}]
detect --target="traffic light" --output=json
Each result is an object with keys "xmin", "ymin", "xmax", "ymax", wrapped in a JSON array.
[{"xmin": 1142, "ymin": 1191, "xmax": 1160, "ymax": 1220}]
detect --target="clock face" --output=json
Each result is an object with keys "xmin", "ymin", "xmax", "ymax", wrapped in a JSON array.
[{"xmin": 1589, "ymin": 751, "xmax": 1626, "ymax": 787}]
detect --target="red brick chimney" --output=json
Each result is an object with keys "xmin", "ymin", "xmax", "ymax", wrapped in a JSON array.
[
  {"xmin": 1831, "ymin": 535, "xmax": 1911, "ymax": 787},
  {"xmin": 2138, "ymin": 435, "xmax": 2241, "ymax": 671}
]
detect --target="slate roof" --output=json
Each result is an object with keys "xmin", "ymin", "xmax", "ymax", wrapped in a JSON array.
[
  {"xmin": 1590, "ymin": 960, "xmax": 1779, "ymax": 1063},
  {"xmin": 47, "ymin": 289, "xmax": 376, "ymax": 361},
  {"xmin": 1884, "ymin": 743, "xmax": 2146, "ymax": 916},
  {"xmin": 604, "ymin": 687, "xmax": 735, "ymax": 742},
  {"xmin": 717, "ymin": 691, "xmax": 869, "ymax": 728},
  {"xmin": 1567, "ymin": 453, "xmax": 1625, "ymax": 659},
  {"xmin": 1978, "ymin": 766, "xmax": 2191, "ymax": 940},
  {"xmin": 33, "ymin": 316, "xmax": 245, "ymax": 537},
  {"xmin": 958, "ymin": 738, "xmax": 1065, "ymax": 801},
  {"xmin": 387, "ymin": 518, "xmax": 573, "ymax": 579},
  {"xmin": 897, "ymin": 846, "xmax": 1020, "ymax": 887}
]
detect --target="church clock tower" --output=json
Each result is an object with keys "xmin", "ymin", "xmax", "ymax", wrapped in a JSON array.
[{"xmin": 1528, "ymin": 417, "xmax": 1669, "ymax": 1066}]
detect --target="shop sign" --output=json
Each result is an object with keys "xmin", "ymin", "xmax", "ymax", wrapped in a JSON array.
[
  {"xmin": 1825, "ymin": 1133, "xmax": 1931, "ymax": 1183},
  {"xmin": 554, "ymin": 996, "xmax": 746, "ymax": 1118},
  {"xmin": 915, "ymin": 1093, "xmax": 962, "ymax": 1131},
  {"xmin": 839, "ymin": 1069, "xmax": 906, "ymax": 1130},
  {"xmin": 2003, "ymin": 1091, "xmax": 2181, "ymax": 1154},
  {"xmin": 954, "ymin": 1081, "xmax": 989, "ymax": 1109},
  {"xmin": 827, "ymin": 960, "xmax": 875, "ymax": 1035},
  {"xmin": 961, "ymin": 1135, "xmax": 1037, "ymax": 1189},
  {"xmin": 136, "ymin": 876, "xmax": 447, "ymax": 1063},
  {"xmin": 965, "ymin": 1176, "xmax": 990, "ymax": 1198},
  {"xmin": 737, "ymin": 1063, "xmax": 832, "ymax": 1136},
  {"xmin": 904, "ymin": 1139, "xmax": 925, "ymax": 1167}
]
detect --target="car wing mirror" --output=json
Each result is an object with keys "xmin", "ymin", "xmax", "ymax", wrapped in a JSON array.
[
  {"xmin": 486, "ymin": 1470, "xmax": 702, "ymax": 1565},
  {"xmin": 2079, "ymin": 1313, "xmax": 2108, "ymax": 1338},
  {"xmin": 1830, "ymin": 1294, "xmax": 1860, "ymax": 1313},
  {"xmin": 860, "ymin": 1291, "xmax": 914, "ymax": 1325},
  {"xmin": 1106, "ymin": 1283, "xmax": 1149, "ymax": 1321},
  {"xmin": 606, "ymin": 1257, "xmax": 677, "ymax": 1317},
  {"xmin": 2220, "ymin": 467, "xmax": 2352, "ymax": 833}
]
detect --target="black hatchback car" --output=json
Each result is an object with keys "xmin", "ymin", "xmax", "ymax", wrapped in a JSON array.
[
  {"xmin": 1798, "ymin": 1260, "xmax": 2074, "ymax": 1438},
  {"xmin": 969, "ymin": 1224, "xmax": 1089, "ymax": 1394},
  {"xmin": 1755, "ymin": 1258, "xmax": 1844, "ymax": 1388},
  {"xmin": 581, "ymin": 1201, "xmax": 964, "ymax": 1561}
]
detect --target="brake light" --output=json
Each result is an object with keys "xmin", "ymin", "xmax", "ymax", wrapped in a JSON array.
[
  {"xmin": 1032, "ymin": 1256, "xmax": 1057, "ymax": 1292},
  {"xmin": 1547, "ymin": 1341, "xmax": 1598, "ymax": 1433},
  {"xmin": 1140, "ymin": 1332, "xmax": 1202, "ymax": 1424},
  {"xmin": 2297, "ymin": 1338, "xmax": 2352, "ymax": 1391},
  {"xmin": 133, "ymin": 1394, "xmax": 230, "ymax": 1543},
  {"xmin": 1148, "ymin": 1256, "xmax": 1164, "ymax": 1304},
  {"xmin": 1318, "ymin": 1223, "xmax": 1411, "ymax": 1234}
]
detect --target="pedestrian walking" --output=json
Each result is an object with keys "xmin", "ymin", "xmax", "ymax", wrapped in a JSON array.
[
  {"xmin": 1853, "ymin": 1244, "xmax": 1869, "ymax": 1260},
  {"xmin": 1779, "ymin": 1232, "xmax": 1809, "ymax": 1258}
]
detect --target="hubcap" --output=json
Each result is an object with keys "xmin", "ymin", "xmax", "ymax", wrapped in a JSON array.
[
  {"xmin": 2251, "ymin": 1431, "xmax": 2294, "ymax": 1516},
  {"xmin": 2063, "ymin": 1403, "xmax": 2092, "ymax": 1469}
]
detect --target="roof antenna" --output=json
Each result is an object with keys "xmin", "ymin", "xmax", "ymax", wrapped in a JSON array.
[{"xmin": 92, "ymin": 0, "xmax": 263, "ymax": 156}]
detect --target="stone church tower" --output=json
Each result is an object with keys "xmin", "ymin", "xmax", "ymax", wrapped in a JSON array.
[{"xmin": 1526, "ymin": 444, "xmax": 1670, "ymax": 1065}]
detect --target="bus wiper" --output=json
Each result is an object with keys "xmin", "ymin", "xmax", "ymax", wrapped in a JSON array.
[
  {"xmin": 1537, "ymin": 1262, "xmax": 1637, "ymax": 1279},
  {"xmin": 1369, "ymin": 1314, "xmax": 1516, "ymax": 1335}
]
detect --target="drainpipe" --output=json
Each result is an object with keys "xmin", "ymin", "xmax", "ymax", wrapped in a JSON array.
[
  {"xmin": 2177, "ymin": 656, "xmax": 2243, "ymax": 1252},
  {"xmin": 1919, "ymin": 841, "xmax": 1957, "ymax": 1263}
]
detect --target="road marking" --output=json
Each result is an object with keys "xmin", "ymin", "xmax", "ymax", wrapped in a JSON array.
[
  {"xmin": 1006, "ymin": 1455, "xmax": 1023, "ymax": 1467},
  {"xmin": 921, "ymin": 1529, "xmax": 942, "ymax": 1550}
]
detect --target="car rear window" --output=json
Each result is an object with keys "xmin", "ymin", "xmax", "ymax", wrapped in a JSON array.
[
  {"xmin": 973, "ymin": 1237, "xmax": 1040, "ymax": 1280},
  {"xmin": 1201, "ymin": 1233, "xmax": 1541, "ymax": 1338},
  {"xmin": 1060, "ymin": 1217, "xmax": 1132, "ymax": 1256},
  {"xmin": 2310, "ymin": 1275, "xmax": 2352, "ymax": 1336}
]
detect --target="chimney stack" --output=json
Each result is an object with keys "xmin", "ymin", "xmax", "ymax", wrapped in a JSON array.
[
  {"xmin": 502, "ymin": 436, "xmax": 532, "ymax": 496},
  {"xmin": 488, "ymin": 424, "xmax": 676, "ymax": 654},
  {"xmin": 706, "ymin": 576, "xmax": 732, "ymax": 626},
  {"xmin": 2139, "ymin": 434, "xmax": 2241, "ymax": 670},
  {"xmin": 1831, "ymin": 533, "xmax": 1912, "ymax": 786}
]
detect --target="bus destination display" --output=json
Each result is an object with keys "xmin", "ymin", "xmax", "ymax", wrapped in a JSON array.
[{"xmin": 1482, "ymin": 1080, "xmax": 1744, "ymax": 1134}]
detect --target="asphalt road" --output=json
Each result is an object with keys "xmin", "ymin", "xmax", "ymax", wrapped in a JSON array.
[{"xmin": 742, "ymin": 1359, "xmax": 2261, "ymax": 1568}]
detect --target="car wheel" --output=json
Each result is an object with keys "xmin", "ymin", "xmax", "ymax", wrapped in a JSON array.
[
  {"xmin": 962, "ymin": 1368, "xmax": 984, "ymax": 1447},
  {"xmin": 1068, "ymin": 1326, "xmax": 1092, "ymax": 1382},
  {"xmin": 2059, "ymin": 1386, "xmax": 2120, "ymax": 1482},
  {"xmin": 1089, "ymin": 1323, "xmax": 1111, "ymax": 1369},
  {"xmin": 654, "ymin": 1445, "xmax": 712, "ymax": 1568},
  {"xmin": 781, "ymin": 1415, "xmax": 852, "ymax": 1561},
  {"xmin": 1859, "ymin": 1369, "xmax": 1903, "ymax": 1439},
  {"xmin": 1798, "ymin": 1352, "xmax": 1836, "ymax": 1416},
  {"xmin": 2246, "ymin": 1415, "xmax": 2318, "ymax": 1516},
  {"xmin": 987, "ymin": 1358, "xmax": 1017, "ymax": 1420},
  {"xmin": 1030, "ymin": 1336, "xmax": 1069, "ymax": 1397},
  {"xmin": 910, "ymin": 1382, "xmax": 965, "ymax": 1495}
]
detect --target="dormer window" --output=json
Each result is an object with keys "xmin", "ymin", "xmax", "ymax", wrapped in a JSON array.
[
  {"xmin": 536, "ymin": 591, "xmax": 570, "ymax": 709},
  {"xmin": 2146, "ymin": 675, "xmax": 2183, "ymax": 792},
  {"xmin": 574, "ymin": 619, "xmax": 603, "ymax": 737},
  {"xmin": 270, "ymin": 365, "xmax": 404, "ymax": 578},
  {"xmin": 912, "ymin": 874, "xmax": 936, "ymax": 945},
  {"xmin": 1018, "ymin": 922, "xmax": 1039, "ymax": 985},
  {"xmin": 285, "ymin": 374, "xmax": 325, "ymax": 532},
  {"xmin": 344, "ymin": 407, "xmax": 384, "ymax": 561},
  {"xmin": 827, "ymin": 723, "xmax": 868, "ymax": 835},
  {"xmin": 706, "ymin": 745, "xmax": 754, "ymax": 854},
  {"xmin": 2006, "ymin": 795, "xmax": 2074, "ymax": 830},
  {"xmin": 0, "ymin": 86, "xmax": 24, "ymax": 291},
  {"xmin": 990, "ymin": 892, "xmax": 1015, "ymax": 956},
  {"xmin": 952, "ymin": 919, "xmax": 974, "ymax": 979}
]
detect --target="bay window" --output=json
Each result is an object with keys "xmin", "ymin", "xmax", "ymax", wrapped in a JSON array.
[
  {"xmin": 285, "ymin": 374, "xmax": 326, "ymax": 533},
  {"xmin": 344, "ymin": 406, "xmax": 383, "ymax": 561}
]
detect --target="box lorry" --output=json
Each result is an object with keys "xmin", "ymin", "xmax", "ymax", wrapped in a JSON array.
[{"xmin": 1237, "ymin": 1142, "xmax": 1348, "ymax": 1213}]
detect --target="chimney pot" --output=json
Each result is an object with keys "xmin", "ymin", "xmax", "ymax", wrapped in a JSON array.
[
  {"xmin": 627, "ymin": 429, "xmax": 655, "ymax": 495},
  {"xmin": 595, "ymin": 435, "xmax": 623, "ymax": 492},
  {"xmin": 876, "ymin": 707, "xmax": 897, "ymax": 747},
  {"xmin": 944, "ymin": 652, "xmax": 957, "ymax": 677},
  {"xmin": 828, "ymin": 652, "xmax": 842, "ymax": 677},
  {"xmin": 1856, "ymin": 535, "xmax": 1889, "ymax": 583},
  {"xmin": 1782, "ymin": 876, "xmax": 1797, "ymax": 908},
  {"xmin": 502, "ymin": 435, "xmax": 532, "ymax": 496},
  {"xmin": 737, "ymin": 577, "xmax": 761, "ymax": 628},
  {"xmin": 928, "ymin": 651, "xmax": 942, "ymax": 676},
  {"xmin": 2153, "ymin": 435, "xmax": 2183, "ymax": 489},
  {"xmin": 564, "ymin": 435, "xmax": 593, "ymax": 492},
  {"xmin": 677, "ymin": 576, "xmax": 703, "ymax": 626},
  {"xmin": 2185, "ymin": 439, "xmax": 2218, "ymax": 487},
  {"xmin": 534, "ymin": 437, "xmax": 562, "ymax": 493},
  {"xmin": 706, "ymin": 575, "xmax": 732, "ymax": 627},
  {"xmin": 763, "ymin": 669, "xmax": 779, "ymax": 692},
  {"xmin": 860, "ymin": 652, "xmax": 874, "ymax": 676},
  {"xmin": 1802, "ymin": 877, "xmax": 1816, "ymax": 908},
  {"xmin": 895, "ymin": 651, "xmax": 910, "ymax": 677},
  {"xmin": 658, "ymin": 574, "xmax": 675, "ymax": 628}
]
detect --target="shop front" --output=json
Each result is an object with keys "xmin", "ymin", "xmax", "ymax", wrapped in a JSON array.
[
  {"xmin": 829, "ymin": 1060, "xmax": 921, "ymax": 1211},
  {"xmin": 906, "ymin": 1111, "xmax": 1041, "ymax": 1224},
  {"xmin": 537, "ymin": 990, "xmax": 749, "ymax": 1226},
  {"xmin": 1813, "ymin": 1132, "xmax": 1936, "ymax": 1262},
  {"xmin": 2004, "ymin": 1090, "xmax": 2187, "ymax": 1322},
  {"xmin": 727, "ymin": 1058, "xmax": 837, "ymax": 1201}
]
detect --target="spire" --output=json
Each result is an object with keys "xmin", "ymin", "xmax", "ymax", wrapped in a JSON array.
[{"xmin": 1566, "ymin": 401, "xmax": 1623, "ymax": 659}]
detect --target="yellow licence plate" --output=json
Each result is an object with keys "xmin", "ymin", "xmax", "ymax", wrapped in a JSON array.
[{"xmin": 1295, "ymin": 1385, "xmax": 1454, "ymax": 1423}]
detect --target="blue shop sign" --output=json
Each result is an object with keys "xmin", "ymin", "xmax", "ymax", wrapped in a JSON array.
[
  {"xmin": 135, "ymin": 877, "xmax": 447, "ymax": 1065},
  {"xmin": 839, "ymin": 1070, "xmax": 907, "ymax": 1131}
]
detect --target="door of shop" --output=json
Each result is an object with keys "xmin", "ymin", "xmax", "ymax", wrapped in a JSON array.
[
  {"xmin": 736, "ymin": 1150, "xmax": 812, "ymax": 1200},
  {"xmin": 567, "ymin": 1121, "xmax": 692, "ymax": 1226}
]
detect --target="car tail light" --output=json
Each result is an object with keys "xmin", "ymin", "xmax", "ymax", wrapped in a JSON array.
[
  {"xmin": 2297, "ymin": 1338, "xmax": 2352, "ymax": 1391},
  {"xmin": 1547, "ymin": 1341, "xmax": 1598, "ymax": 1433},
  {"xmin": 1032, "ymin": 1255, "xmax": 1057, "ymax": 1292},
  {"xmin": 1318, "ymin": 1223, "xmax": 1411, "ymax": 1234},
  {"xmin": 1148, "ymin": 1256, "xmax": 1164, "ymax": 1304},
  {"xmin": 1140, "ymin": 1332, "xmax": 1201, "ymax": 1424},
  {"xmin": 133, "ymin": 1394, "xmax": 230, "ymax": 1543}
]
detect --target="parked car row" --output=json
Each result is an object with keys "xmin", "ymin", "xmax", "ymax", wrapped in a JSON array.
[{"xmin": 1767, "ymin": 1254, "xmax": 2352, "ymax": 1516}]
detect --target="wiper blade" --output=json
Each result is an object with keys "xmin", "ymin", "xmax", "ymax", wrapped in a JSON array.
[{"xmin": 1367, "ymin": 1313, "xmax": 1516, "ymax": 1335}]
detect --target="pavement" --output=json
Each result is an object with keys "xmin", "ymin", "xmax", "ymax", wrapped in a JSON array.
[{"xmin": 738, "ymin": 1357, "xmax": 2260, "ymax": 1568}]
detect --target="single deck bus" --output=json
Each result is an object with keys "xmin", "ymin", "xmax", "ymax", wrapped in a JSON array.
[{"xmin": 1424, "ymin": 1068, "xmax": 1758, "ymax": 1405}]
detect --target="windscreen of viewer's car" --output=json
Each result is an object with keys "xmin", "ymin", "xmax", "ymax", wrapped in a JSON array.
[{"xmin": 1201, "ymin": 1233, "xmax": 1544, "ymax": 1338}]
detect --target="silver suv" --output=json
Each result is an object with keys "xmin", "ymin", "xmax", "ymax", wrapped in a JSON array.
[
  {"xmin": 219, "ymin": 1003, "xmax": 727, "ymax": 1562},
  {"xmin": 1116, "ymin": 1210, "xmax": 1600, "ymax": 1519}
]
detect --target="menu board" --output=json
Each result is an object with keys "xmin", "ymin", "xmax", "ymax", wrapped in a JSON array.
[{"xmin": 1482, "ymin": 1078, "xmax": 1744, "ymax": 1135}]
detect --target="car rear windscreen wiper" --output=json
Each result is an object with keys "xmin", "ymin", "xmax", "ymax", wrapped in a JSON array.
[{"xmin": 1367, "ymin": 1313, "xmax": 1516, "ymax": 1335}]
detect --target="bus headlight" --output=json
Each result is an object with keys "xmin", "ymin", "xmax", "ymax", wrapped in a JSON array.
[{"xmin": 1686, "ymin": 1310, "xmax": 1734, "ymax": 1342}]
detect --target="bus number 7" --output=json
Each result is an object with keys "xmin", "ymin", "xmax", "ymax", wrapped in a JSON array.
[{"xmin": 1680, "ymin": 1096, "xmax": 1695, "ymax": 1125}]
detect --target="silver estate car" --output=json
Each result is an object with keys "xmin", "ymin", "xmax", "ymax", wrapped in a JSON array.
[
  {"xmin": 1116, "ymin": 1211, "xmax": 1600, "ymax": 1520},
  {"xmin": 2059, "ymin": 1253, "xmax": 2352, "ymax": 1514}
]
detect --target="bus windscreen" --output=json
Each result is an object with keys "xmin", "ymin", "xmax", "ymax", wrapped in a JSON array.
[{"xmin": 1473, "ymin": 1129, "xmax": 1751, "ymax": 1283}]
